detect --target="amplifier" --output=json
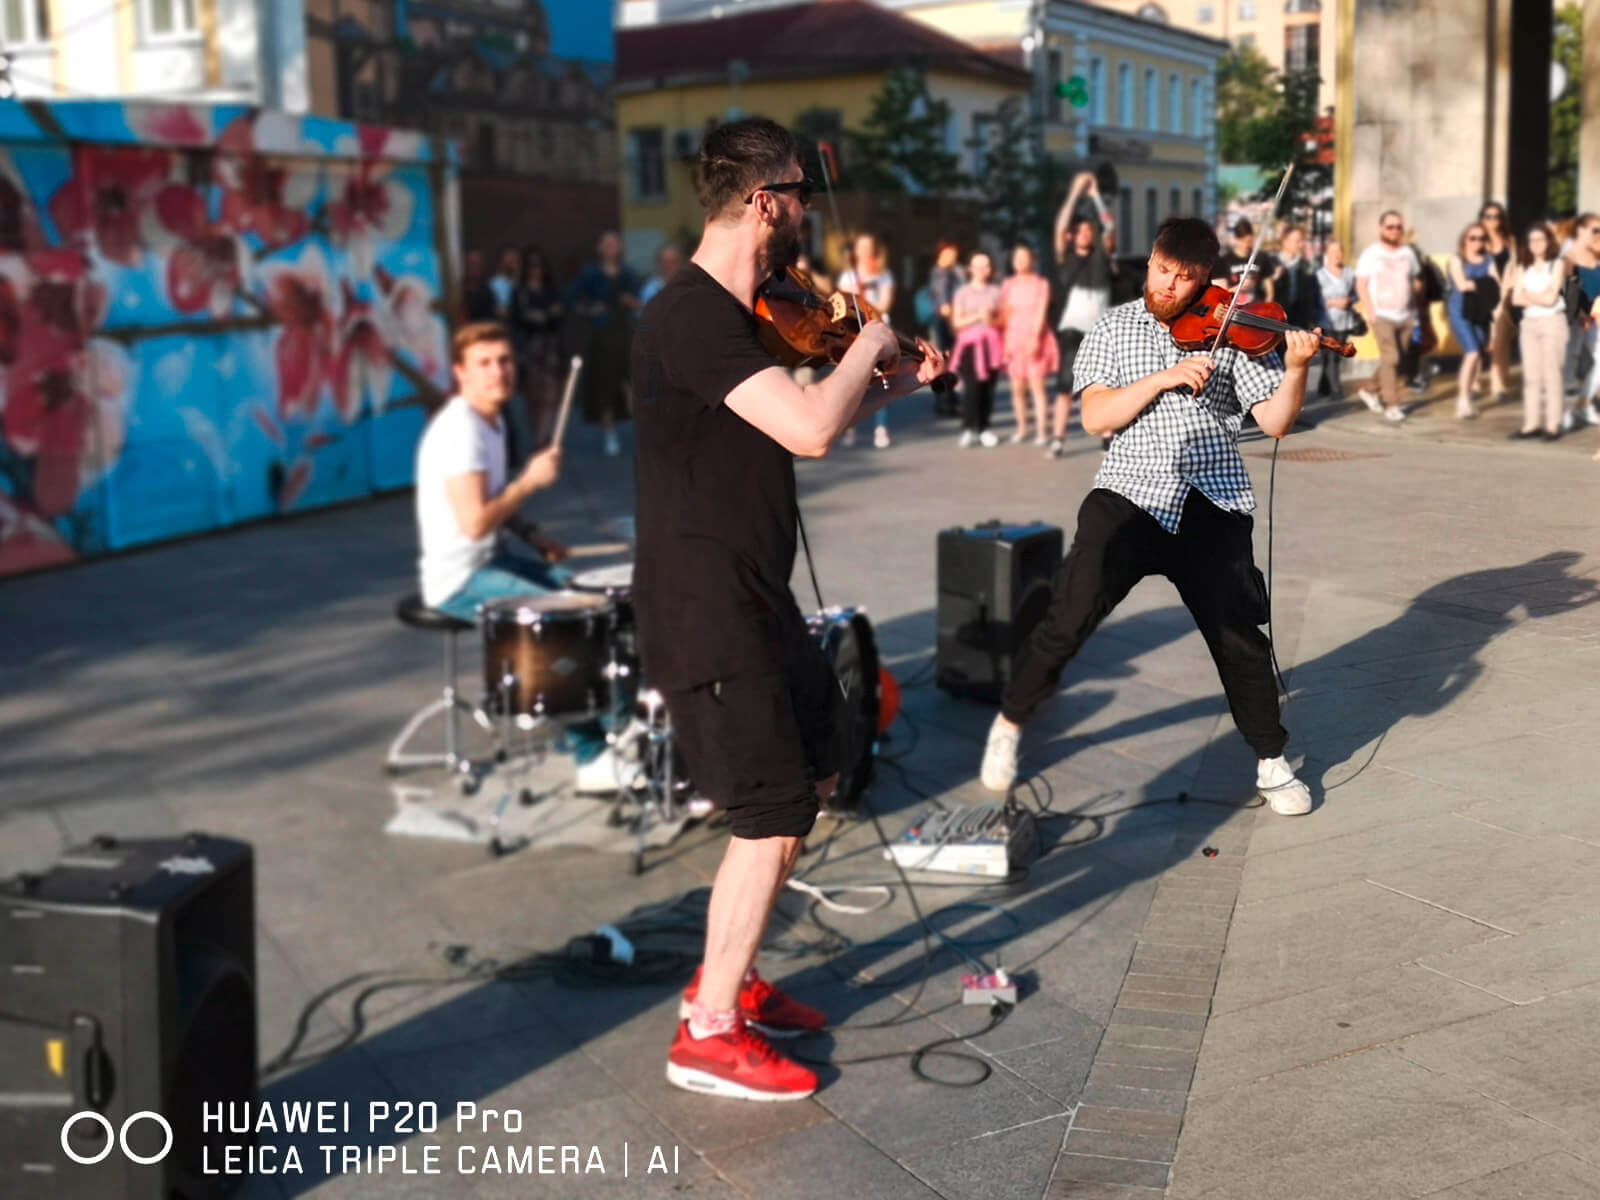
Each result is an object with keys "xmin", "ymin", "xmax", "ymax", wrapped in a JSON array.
[
  {"xmin": 0, "ymin": 833, "xmax": 257, "ymax": 1200},
  {"xmin": 936, "ymin": 520, "xmax": 1063, "ymax": 703},
  {"xmin": 883, "ymin": 803, "xmax": 1038, "ymax": 878}
]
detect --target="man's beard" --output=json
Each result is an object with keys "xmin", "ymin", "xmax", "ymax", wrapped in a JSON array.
[
  {"xmin": 759, "ymin": 215, "xmax": 803, "ymax": 275},
  {"xmin": 1144, "ymin": 278, "xmax": 1200, "ymax": 324}
]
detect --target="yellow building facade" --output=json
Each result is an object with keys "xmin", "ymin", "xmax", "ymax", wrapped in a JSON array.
[{"xmin": 888, "ymin": 0, "xmax": 1227, "ymax": 255}]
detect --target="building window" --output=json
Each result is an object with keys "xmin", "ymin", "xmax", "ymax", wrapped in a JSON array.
[
  {"xmin": 1145, "ymin": 186, "xmax": 1158, "ymax": 250},
  {"xmin": 1117, "ymin": 62, "xmax": 1132, "ymax": 127},
  {"xmin": 1238, "ymin": 0, "xmax": 1257, "ymax": 20},
  {"xmin": 1143, "ymin": 67, "xmax": 1157, "ymax": 131},
  {"xmin": 1286, "ymin": 0, "xmax": 1321, "ymax": 11},
  {"xmin": 142, "ymin": 0, "xmax": 197, "ymax": 40},
  {"xmin": 1118, "ymin": 187, "xmax": 1133, "ymax": 250},
  {"xmin": 1, "ymin": 0, "xmax": 51, "ymax": 44},
  {"xmin": 1285, "ymin": 22, "xmax": 1320, "ymax": 72},
  {"xmin": 971, "ymin": 113, "xmax": 995, "ymax": 175},
  {"xmin": 1167, "ymin": 73, "xmax": 1182, "ymax": 132},
  {"xmin": 1170, "ymin": 186, "xmax": 1182, "ymax": 218},
  {"xmin": 1089, "ymin": 56, "xmax": 1106, "ymax": 124},
  {"xmin": 1190, "ymin": 78, "xmax": 1204, "ymax": 136},
  {"xmin": 628, "ymin": 127, "xmax": 666, "ymax": 202},
  {"xmin": 476, "ymin": 123, "xmax": 497, "ymax": 171},
  {"xmin": 1047, "ymin": 47, "xmax": 1064, "ymax": 122},
  {"xmin": 1136, "ymin": 2, "xmax": 1168, "ymax": 19},
  {"xmin": 1197, "ymin": 3, "xmax": 1215, "ymax": 21},
  {"xmin": 1193, "ymin": 186, "xmax": 1205, "ymax": 217}
]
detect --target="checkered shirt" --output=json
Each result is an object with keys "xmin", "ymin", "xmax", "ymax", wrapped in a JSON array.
[{"xmin": 1074, "ymin": 299, "xmax": 1284, "ymax": 533}]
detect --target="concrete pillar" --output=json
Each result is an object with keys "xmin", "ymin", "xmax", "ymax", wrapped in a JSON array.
[{"xmin": 1582, "ymin": 0, "xmax": 1600, "ymax": 214}]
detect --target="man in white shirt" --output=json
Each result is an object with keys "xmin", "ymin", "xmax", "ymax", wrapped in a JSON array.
[
  {"xmin": 1354, "ymin": 210, "xmax": 1421, "ymax": 422},
  {"xmin": 415, "ymin": 321, "xmax": 616, "ymax": 791}
]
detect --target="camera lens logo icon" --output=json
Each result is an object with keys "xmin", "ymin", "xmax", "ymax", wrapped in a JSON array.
[{"xmin": 60, "ymin": 1111, "xmax": 173, "ymax": 1166}]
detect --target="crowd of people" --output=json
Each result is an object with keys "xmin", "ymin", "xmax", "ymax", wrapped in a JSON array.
[{"xmin": 462, "ymin": 195, "xmax": 1600, "ymax": 470}]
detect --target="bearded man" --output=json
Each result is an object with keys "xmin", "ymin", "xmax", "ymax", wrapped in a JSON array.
[
  {"xmin": 630, "ymin": 118, "xmax": 946, "ymax": 1100},
  {"xmin": 978, "ymin": 217, "xmax": 1320, "ymax": 818}
]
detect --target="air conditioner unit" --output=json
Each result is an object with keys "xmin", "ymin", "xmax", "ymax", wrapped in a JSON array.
[{"xmin": 672, "ymin": 129, "xmax": 701, "ymax": 159}]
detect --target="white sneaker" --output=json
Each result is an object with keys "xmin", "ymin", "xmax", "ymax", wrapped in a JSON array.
[
  {"xmin": 979, "ymin": 430, "xmax": 1000, "ymax": 448},
  {"xmin": 959, "ymin": 430, "xmax": 977, "ymax": 448},
  {"xmin": 1010, "ymin": 429, "xmax": 1028, "ymax": 444},
  {"xmin": 576, "ymin": 747, "xmax": 621, "ymax": 794},
  {"xmin": 604, "ymin": 430, "xmax": 621, "ymax": 456},
  {"xmin": 1585, "ymin": 403, "xmax": 1600, "ymax": 426},
  {"xmin": 1383, "ymin": 406, "xmax": 1406, "ymax": 422},
  {"xmin": 980, "ymin": 716, "xmax": 1021, "ymax": 793},
  {"xmin": 1358, "ymin": 388, "xmax": 1383, "ymax": 413},
  {"xmin": 1046, "ymin": 438, "xmax": 1064, "ymax": 458},
  {"xmin": 1033, "ymin": 433, "xmax": 1049, "ymax": 447},
  {"xmin": 874, "ymin": 425, "xmax": 891, "ymax": 449},
  {"xmin": 1257, "ymin": 756, "xmax": 1312, "ymax": 816}
]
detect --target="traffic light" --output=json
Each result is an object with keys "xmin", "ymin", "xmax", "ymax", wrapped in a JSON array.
[{"xmin": 1054, "ymin": 75, "xmax": 1090, "ymax": 108}]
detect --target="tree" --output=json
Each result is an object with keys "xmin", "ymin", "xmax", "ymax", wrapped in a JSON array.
[
  {"xmin": 972, "ymin": 97, "xmax": 1034, "ymax": 245},
  {"xmin": 1215, "ymin": 44, "xmax": 1280, "ymax": 163},
  {"xmin": 842, "ymin": 67, "xmax": 968, "ymax": 195},
  {"xmin": 1239, "ymin": 68, "xmax": 1329, "ymax": 216},
  {"xmin": 1550, "ymin": 3, "xmax": 1581, "ymax": 215}
]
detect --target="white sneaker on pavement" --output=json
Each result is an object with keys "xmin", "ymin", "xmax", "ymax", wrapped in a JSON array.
[
  {"xmin": 576, "ymin": 747, "xmax": 623, "ymax": 794},
  {"xmin": 1010, "ymin": 429, "xmax": 1028, "ymax": 444},
  {"xmin": 959, "ymin": 430, "xmax": 977, "ymax": 448},
  {"xmin": 1358, "ymin": 388, "xmax": 1383, "ymax": 413},
  {"xmin": 874, "ymin": 425, "xmax": 891, "ymax": 449},
  {"xmin": 1383, "ymin": 406, "xmax": 1407, "ymax": 422},
  {"xmin": 980, "ymin": 716, "xmax": 1021, "ymax": 793},
  {"xmin": 604, "ymin": 430, "xmax": 622, "ymax": 456},
  {"xmin": 1257, "ymin": 755, "xmax": 1312, "ymax": 816},
  {"xmin": 979, "ymin": 430, "xmax": 1000, "ymax": 448}
]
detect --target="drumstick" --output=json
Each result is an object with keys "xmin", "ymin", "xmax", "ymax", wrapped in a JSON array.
[{"xmin": 551, "ymin": 355, "xmax": 582, "ymax": 448}]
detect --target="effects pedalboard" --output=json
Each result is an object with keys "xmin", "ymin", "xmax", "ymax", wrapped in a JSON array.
[{"xmin": 883, "ymin": 801, "xmax": 1038, "ymax": 878}]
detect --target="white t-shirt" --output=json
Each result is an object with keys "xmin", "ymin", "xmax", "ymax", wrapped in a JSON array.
[
  {"xmin": 1354, "ymin": 242, "xmax": 1420, "ymax": 323},
  {"xmin": 1518, "ymin": 260, "xmax": 1566, "ymax": 320},
  {"xmin": 415, "ymin": 395, "xmax": 506, "ymax": 607},
  {"xmin": 837, "ymin": 268, "xmax": 895, "ymax": 324}
]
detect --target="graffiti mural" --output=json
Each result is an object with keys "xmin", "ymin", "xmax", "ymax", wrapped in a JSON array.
[{"xmin": 0, "ymin": 100, "xmax": 453, "ymax": 577}]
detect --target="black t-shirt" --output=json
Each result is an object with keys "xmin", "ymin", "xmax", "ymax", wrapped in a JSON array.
[
  {"xmin": 631, "ymin": 262, "xmax": 810, "ymax": 689},
  {"xmin": 1214, "ymin": 250, "xmax": 1276, "ymax": 303}
]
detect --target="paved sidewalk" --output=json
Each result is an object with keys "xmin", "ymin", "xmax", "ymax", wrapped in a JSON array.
[{"xmin": 2, "ymin": 392, "xmax": 1597, "ymax": 1200}]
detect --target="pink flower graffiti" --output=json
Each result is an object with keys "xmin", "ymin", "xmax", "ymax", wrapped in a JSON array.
[
  {"xmin": 47, "ymin": 146, "xmax": 170, "ymax": 264},
  {"xmin": 261, "ymin": 251, "xmax": 340, "ymax": 422},
  {"xmin": 327, "ymin": 129, "xmax": 415, "ymax": 277}
]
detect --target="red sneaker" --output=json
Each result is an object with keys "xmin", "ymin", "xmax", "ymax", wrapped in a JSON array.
[
  {"xmin": 665, "ymin": 1021, "xmax": 817, "ymax": 1101},
  {"xmin": 679, "ymin": 967, "xmax": 827, "ymax": 1037}
]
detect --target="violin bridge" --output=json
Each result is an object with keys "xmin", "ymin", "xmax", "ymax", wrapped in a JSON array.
[{"xmin": 827, "ymin": 293, "xmax": 848, "ymax": 323}]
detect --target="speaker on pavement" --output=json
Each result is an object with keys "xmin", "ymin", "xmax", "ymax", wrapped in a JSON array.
[
  {"xmin": 0, "ymin": 833, "xmax": 256, "ymax": 1199},
  {"xmin": 936, "ymin": 520, "xmax": 1063, "ymax": 704}
]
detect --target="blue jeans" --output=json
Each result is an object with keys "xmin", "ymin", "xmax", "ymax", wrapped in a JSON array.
[{"xmin": 436, "ymin": 545, "xmax": 609, "ymax": 763}]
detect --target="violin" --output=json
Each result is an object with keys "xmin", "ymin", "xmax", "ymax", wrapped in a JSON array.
[
  {"xmin": 754, "ymin": 265, "xmax": 952, "ymax": 389},
  {"xmin": 1171, "ymin": 284, "xmax": 1356, "ymax": 358}
]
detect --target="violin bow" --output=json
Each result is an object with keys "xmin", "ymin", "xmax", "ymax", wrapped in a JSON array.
[
  {"xmin": 1207, "ymin": 161, "xmax": 1296, "ymax": 357},
  {"xmin": 814, "ymin": 141, "xmax": 868, "ymax": 333}
]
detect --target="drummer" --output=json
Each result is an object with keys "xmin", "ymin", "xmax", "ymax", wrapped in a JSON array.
[{"xmin": 414, "ymin": 321, "xmax": 617, "ymax": 792}]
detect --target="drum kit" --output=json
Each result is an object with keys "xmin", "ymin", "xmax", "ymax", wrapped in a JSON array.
[{"xmin": 471, "ymin": 562, "xmax": 883, "ymax": 871}]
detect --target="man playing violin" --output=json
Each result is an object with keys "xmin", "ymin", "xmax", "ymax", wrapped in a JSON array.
[
  {"xmin": 631, "ymin": 117, "xmax": 946, "ymax": 1102},
  {"xmin": 979, "ymin": 216, "xmax": 1319, "ymax": 817}
]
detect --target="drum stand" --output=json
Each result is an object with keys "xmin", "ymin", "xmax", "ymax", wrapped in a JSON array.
[
  {"xmin": 483, "ymin": 670, "xmax": 557, "ymax": 857},
  {"xmin": 608, "ymin": 687, "xmax": 693, "ymax": 874}
]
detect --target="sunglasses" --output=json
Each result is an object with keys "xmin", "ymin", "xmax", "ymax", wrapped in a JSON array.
[
  {"xmin": 1382, "ymin": 224, "xmax": 1404, "ymax": 231},
  {"xmin": 745, "ymin": 180, "xmax": 813, "ymax": 207},
  {"xmin": 1466, "ymin": 235, "xmax": 1485, "ymax": 242}
]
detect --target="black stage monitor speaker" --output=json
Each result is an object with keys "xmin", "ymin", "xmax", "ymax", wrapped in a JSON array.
[
  {"xmin": 0, "ymin": 833, "xmax": 256, "ymax": 1199},
  {"xmin": 936, "ymin": 520, "xmax": 1063, "ymax": 704}
]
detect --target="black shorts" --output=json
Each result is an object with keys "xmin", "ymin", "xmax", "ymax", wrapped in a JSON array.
[{"xmin": 663, "ymin": 645, "xmax": 841, "ymax": 840}]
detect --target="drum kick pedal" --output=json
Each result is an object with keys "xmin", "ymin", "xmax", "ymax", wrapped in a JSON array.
[{"xmin": 883, "ymin": 801, "xmax": 1037, "ymax": 878}]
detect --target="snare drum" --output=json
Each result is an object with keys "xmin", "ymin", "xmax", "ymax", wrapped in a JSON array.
[
  {"xmin": 480, "ymin": 592, "xmax": 615, "ymax": 722},
  {"xmin": 571, "ymin": 561, "xmax": 637, "ymax": 659}
]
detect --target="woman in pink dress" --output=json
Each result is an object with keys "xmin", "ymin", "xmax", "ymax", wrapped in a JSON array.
[{"xmin": 999, "ymin": 244, "xmax": 1059, "ymax": 444}]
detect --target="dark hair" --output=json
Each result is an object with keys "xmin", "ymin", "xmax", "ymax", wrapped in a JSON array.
[
  {"xmin": 452, "ymin": 321, "xmax": 512, "ymax": 366},
  {"xmin": 1479, "ymin": 201, "xmax": 1506, "ymax": 222},
  {"xmin": 1579, "ymin": 211, "xmax": 1600, "ymax": 232},
  {"xmin": 1151, "ymin": 217, "xmax": 1220, "ymax": 276},
  {"xmin": 520, "ymin": 244, "xmax": 549, "ymax": 282},
  {"xmin": 1379, "ymin": 209, "xmax": 1404, "ymax": 226},
  {"xmin": 1457, "ymin": 222, "xmax": 1488, "ymax": 258},
  {"xmin": 1232, "ymin": 218, "xmax": 1253, "ymax": 237},
  {"xmin": 694, "ymin": 117, "xmax": 802, "ymax": 219},
  {"xmin": 1519, "ymin": 222, "xmax": 1559, "ymax": 266}
]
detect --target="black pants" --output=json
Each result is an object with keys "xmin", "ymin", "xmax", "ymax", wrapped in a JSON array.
[
  {"xmin": 958, "ymin": 361, "xmax": 996, "ymax": 432},
  {"xmin": 1055, "ymin": 328, "xmax": 1087, "ymax": 397},
  {"xmin": 1002, "ymin": 488, "xmax": 1288, "ymax": 759}
]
